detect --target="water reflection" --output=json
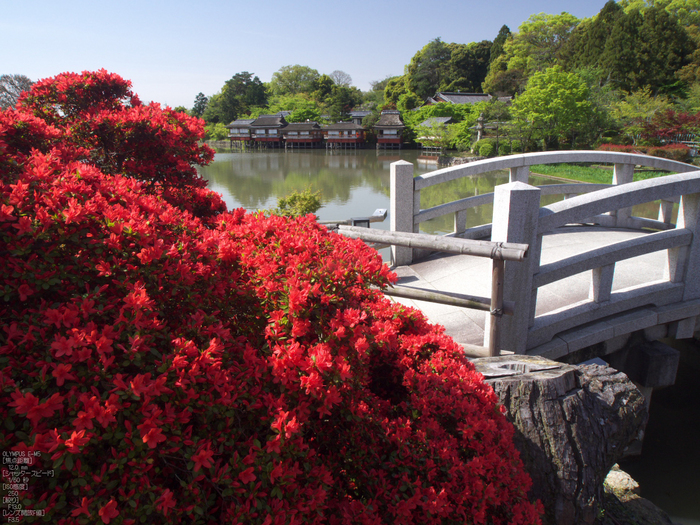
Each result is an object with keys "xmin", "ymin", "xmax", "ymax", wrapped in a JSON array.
[{"xmin": 198, "ymin": 148, "xmax": 676, "ymax": 234}]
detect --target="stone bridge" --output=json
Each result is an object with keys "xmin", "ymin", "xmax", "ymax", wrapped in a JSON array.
[{"xmin": 369, "ymin": 152, "xmax": 700, "ymax": 374}]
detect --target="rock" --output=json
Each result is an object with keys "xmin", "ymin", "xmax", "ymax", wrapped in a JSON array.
[
  {"xmin": 473, "ymin": 355, "xmax": 648, "ymax": 525},
  {"xmin": 599, "ymin": 465, "xmax": 678, "ymax": 525}
]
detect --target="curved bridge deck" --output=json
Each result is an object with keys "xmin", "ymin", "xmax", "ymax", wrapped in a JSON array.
[{"xmin": 391, "ymin": 225, "xmax": 694, "ymax": 357}]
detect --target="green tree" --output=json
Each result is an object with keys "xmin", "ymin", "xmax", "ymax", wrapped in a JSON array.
[
  {"xmin": 327, "ymin": 84, "xmax": 362, "ymax": 122},
  {"xmin": 619, "ymin": 0, "xmax": 700, "ymax": 27},
  {"xmin": 443, "ymin": 41, "xmax": 492, "ymax": 93},
  {"xmin": 489, "ymin": 25, "xmax": 511, "ymax": 64},
  {"xmin": 483, "ymin": 13, "xmax": 580, "ymax": 95},
  {"xmin": 511, "ymin": 66, "xmax": 593, "ymax": 149},
  {"xmin": 267, "ymin": 93, "xmax": 319, "ymax": 117},
  {"xmin": 201, "ymin": 72, "xmax": 267, "ymax": 124},
  {"xmin": 636, "ymin": 6, "xmax": 692, "ymax": 95},
  {"xmin": 415, "ymin": 118, "xmax": 457, "ymax": 150},
  {"xmin": 599, "ymin": 9, "xmax": 644, "ymax": 93},
  {"xmin": 383, "ymin": 75, "xmax": 410, "ymax": 107},
  {"xmin": 505, "ymin": 12, "xmax": 581, "ymax": 76},
  {"xmin": 192, "ymin": 92, "xmax": 208, "ymax": 118},
  {"xmin": 201, "ymin": 92, "xmax": 224, "ymax": 123},
  {"xmin": 406, "ymin": 38, "xmax": 452, "ymax": 99},
  {"xmin": 564, "ymin": 1, "xmax": 624, "ymax": 70},
  {"xmin": 227, "ymin": 72, "xmax": 267, "ymax": 109},
  {"xmin": 311, "ymin": 74, "xmax": 335, "ymax": 102},
  {"xmin": 397, "ymin": 92, "xmax": 422, "ymax": 114},
  {"xmin": 609, "ymin": 88, "xmax": 673, "ymax": 143},
  {"xmin": 270, "ymin": 65, "xmax": 320, "ymax": 96}
]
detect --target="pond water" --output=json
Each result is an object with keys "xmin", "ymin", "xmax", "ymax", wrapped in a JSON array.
[
  {"xmin": 198, "ymin": 148, "xmax": 667, "ymax": 235},
  {"xmin": 198, "ymin": 147, "xmax": 699, "ymax": 523}
]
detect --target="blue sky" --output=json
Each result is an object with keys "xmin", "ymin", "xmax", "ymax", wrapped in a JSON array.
[{"xmin": 4, "ymin": 0, "xmax": 611, "ymax": 109}]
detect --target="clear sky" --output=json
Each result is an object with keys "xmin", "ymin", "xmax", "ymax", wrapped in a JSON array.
[{"xmin": 4, "ymin": 0, "xmax": 612, "ymax": 109}]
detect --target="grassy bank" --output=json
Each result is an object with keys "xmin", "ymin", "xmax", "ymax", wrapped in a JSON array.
[{"xmin": 529, "ymin": 163, "xmax": 672, "ymax": 184}]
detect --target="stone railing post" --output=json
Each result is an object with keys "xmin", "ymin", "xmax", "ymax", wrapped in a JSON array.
[
  {"xmin": 485, "ymin": 182, "xmax": 541, "ymax": 354},
  {"xmin": 669, "ymin": 193, "xmax": 700, "ymax": 301},
  {"xmin": 509, "ymin": 165, "xmax": 530, "ymax": 183},
  {"xmin": 612, "ymin": 163, "xmax": 634, "ymax": 227},
  {"xmin": 390, "ymin": 160, "xmax": 417, "ymax": 266}
]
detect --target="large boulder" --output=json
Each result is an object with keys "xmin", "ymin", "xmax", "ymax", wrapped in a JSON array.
[{"xmin": 473, "ymin": 355, "xmax": 648, "ymax": 525}]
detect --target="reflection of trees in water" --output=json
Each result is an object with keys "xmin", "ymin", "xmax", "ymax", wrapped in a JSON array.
[
  {"xmin": 200, "ymin": 151, "xmax": 674, "ymax": 233},
  {"xmin": 198, "ymin": 150, "xmax": 427, "ymax": 211}
]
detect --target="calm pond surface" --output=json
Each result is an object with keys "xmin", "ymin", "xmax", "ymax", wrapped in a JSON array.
[
  {"xmin": 198, "ymin": 147, "xmax": 667, "ymax": 235},
  {"xmin": 197, "ymin": 148, "xmax": 564, "ymax": 236},
  {"xmin": 199, "ymin": 147, "xmax": 699, "ymax": 523}
]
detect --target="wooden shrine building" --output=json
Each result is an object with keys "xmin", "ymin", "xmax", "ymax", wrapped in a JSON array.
[{"xmin": 374, "ymin": 110, "xmax": 405, "ymax": 150}]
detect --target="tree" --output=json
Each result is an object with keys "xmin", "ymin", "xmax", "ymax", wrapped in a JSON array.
[
  {"xmin": 599, "ymin": 9, "xmax": 644, "ymax": 92},
  {"xmin": 443, "ymin": 41, "xmax": 492, "ymax": 93},
  {"xmin": 327, "ymin": 84, "xmax": 362, "ymax": 122},
  {"xmin": 511, "ymin": 66, "xmax": 593, "ymax": 149},
  {"xmin": 415, "ymin": 117, "xmax": 457, "ymax": 150},
  {"xmin": 636, "ymin": 6, "xmax": 692, "ymax": 95},
  {"xmin": 311, "ymin": 74, "xmax": 335, "ymax": 103},
  {"xmin": 383, "ymin": 75, "xmax": 410, "ymax": 107},
  {"xmin": 564, "ymin": 1, "xmax": 625, "ymax": 70},
  {"xmin": 489, "ymin": 25, "xmax": 511, "ymax": 64},
  {"xmin": 505, "ymin": 12, "xmax": 581, "ymax": 76},
  {"xmin": 0, "ymin": 74, "xmax": 33, "ymax": 109},
  {"xmin": 225, "ymin": 71, "xmax": 267, "ymax": 110},
  {"xmin": 270, "ymin": 65, "xmax": 320, "ymax": 96},
  {"xmin": 192, "ymin": 92, "xmax": 208, "ymax": 117},
  {"xmin": 329, "ymin": 70, "xmax": 352, "ymax": 87},
  {"xmin": 619, "ymin": 0, "xmax": 700, "ymax": 27},
  {"xmin": 406, "ymin": 38, "xmax": 452, "ymax": 99}
]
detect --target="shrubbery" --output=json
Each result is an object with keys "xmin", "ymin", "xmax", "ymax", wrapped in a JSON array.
[
  {"xmin": 1, "ymin": 71, "xmax": 541, "ymax": 524},
  {"xmin": 598, "ymin": 143, "xmax": 691, "ymax": 162},
  {"xmin": 472, "ymin": 139, "xmax": 498, "ymax": 158}
]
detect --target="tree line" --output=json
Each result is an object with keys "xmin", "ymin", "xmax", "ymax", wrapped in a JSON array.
[{"xmin": 4, "ymin": 1, "xmax": 699, "ymax": 151}]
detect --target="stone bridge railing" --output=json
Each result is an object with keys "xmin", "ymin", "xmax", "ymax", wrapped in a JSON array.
[
  {"xmin": 391, "ymin": 151, "xmax": 697, "ymax": 265},
  {"xmin": 390, "ymin": 151, "xmax": 700, "ymax": 354}
]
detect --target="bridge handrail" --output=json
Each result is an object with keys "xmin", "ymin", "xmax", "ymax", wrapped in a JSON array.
[
  {"xmin": 391, "ymin": 152, "xmax": 698, "ymax": 267},
  {"xmin": 532, "ymin": 228, "xmax": 692, "ymax": 288},
  {"xmin": 413, "ymin": 151, "xmax": 696, "ymax": 190},
  {"xmin": 538, "ymin": 171, "xmax": 700, "ymax": 233},
  {"xmin": 415, "ymin": 183, "xmax": 616, "ymax": 225},
  {"xmin": 490, "ymin": 171, "xmax": 700, "ymax": 353}
]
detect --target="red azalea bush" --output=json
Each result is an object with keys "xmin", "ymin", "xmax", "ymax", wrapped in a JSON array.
[
  {"xmin": 645, "ymin": 143, "xmax": 691, "ymax": 162},
  {"xmin": 598, "ymin": 142, "xmax": 691, "ymax": 162},
  {"xmin": 597, "ymin": 144, "xmax": 641, "ymax": 153},
  {"xmin": 1, "ymin": 73, "xmax": 542, "ymax": 524},
  {"xmin": 16, "ymin": 70, "xmax": 217, "ymax": 218}
]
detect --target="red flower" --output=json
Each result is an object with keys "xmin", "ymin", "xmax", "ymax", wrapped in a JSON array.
[
  {"xmin": 71, "ymin": 496, "xmax": 91, "ymax": 517},
  {"xmin": 64, "ymin": 429, "xmax": 91, "ymax": 453},
  {"xmin": 191, "ymin": 444, "xmax": 214, "ymax": 472},
  {"xmin": 52, "ymin": 363, "xmax": 76, "ymax": 386},
  {"xmin": 98, "ymin": 498, "xmax": 119, "ymax": 524},
  {"xmin": 156, "ymin": 489, "xmax": 176, "ymax": 516},
  {"xmin": 17, "ymin": 283, "xmax": 33, "ymax": 301},
  {"xmin": 140, "ymin": 425, "xmax": 167, "ymax": 449}
]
